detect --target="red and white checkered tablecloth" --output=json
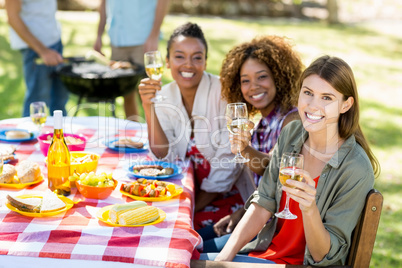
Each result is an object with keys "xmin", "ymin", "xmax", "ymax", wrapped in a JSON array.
[{"xmin": 0, "ymin": 117, "xmax": 202, "ymax": 268}]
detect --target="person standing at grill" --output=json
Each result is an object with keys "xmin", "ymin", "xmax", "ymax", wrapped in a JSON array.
[
  {"xmin": 5, "ymin": 0, "xmax": 69, "ymax": 117},
  {"xmin": 94, "ymin": 0, "xmax": 170, "ymax": 121}
]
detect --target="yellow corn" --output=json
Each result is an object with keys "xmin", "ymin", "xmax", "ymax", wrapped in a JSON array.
[
  {"xmin": 118, "ymin": 206, "xmax": 159, "ymax": 225},
  {"xmin": 109, "ymin": 201, "xmax": 147, "ymax": 223}
]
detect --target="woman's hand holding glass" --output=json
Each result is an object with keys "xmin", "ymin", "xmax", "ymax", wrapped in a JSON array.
[
  {"xmin": 228, "ymin": 120, "xmax": 254, "ymax": 155},
  {"xmin": 283, "ymin": 168, "xmax": 317, "ymax": 216},
  {"xmin": 138, "ymin": 78, "xmax": 163, "ymax": 106},
  {"xmin": 144, "ymin": 50, "xmax": 166, "ymax": 102}
]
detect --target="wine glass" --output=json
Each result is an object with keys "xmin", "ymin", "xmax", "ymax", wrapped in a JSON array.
[
  {"xmin": 30, "ymin": 101, "xmax": 48, "ymax": 133},
  {"xmin": 226, "ymin": 102, "xmax": 250, "ymax": 163},
  {"xmin": 144, "ymin": 50, "xmax": 166, "ymax": 102},
  {"xmin": 0, "ymin": 158, "xmax": 3, "ymax": 175},
  {"xmin": 275, "ymin": 152, "xmax": 304, "ymax": 220}
]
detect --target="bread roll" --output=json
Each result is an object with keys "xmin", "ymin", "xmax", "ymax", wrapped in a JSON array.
[
  {"xmin": 5, "ymin": 130, "xmax": 31, "ymax": 140},
  {"xmin": 15, "ymin": 160, "xmax": 41, "ymax": 183},
  {"xmin": 0, "ymin": 164, "xmax": 17, "ymax": 184}
]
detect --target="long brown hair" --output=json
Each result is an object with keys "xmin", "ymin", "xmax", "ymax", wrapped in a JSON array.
[{"xmin": 298, "ymin": 55, "xmax": 380, "ymax": 177}]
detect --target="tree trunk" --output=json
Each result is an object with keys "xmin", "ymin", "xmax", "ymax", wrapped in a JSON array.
[{"xmin": 327, "ymin": 0, "xmax": 339, "ymax": 24}]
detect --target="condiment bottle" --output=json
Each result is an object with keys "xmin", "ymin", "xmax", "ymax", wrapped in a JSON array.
[{"xmin": 47, "ymin": 110, "xmax": 71, "ymax": 196}]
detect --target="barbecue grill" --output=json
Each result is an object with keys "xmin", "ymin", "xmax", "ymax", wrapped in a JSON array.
[{"xmin": 56, "ymin": 57, "xmax": 145, "ymax": 117}]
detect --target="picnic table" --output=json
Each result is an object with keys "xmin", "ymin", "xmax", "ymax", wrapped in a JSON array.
[{"xmin": 0, "ymin": 116, "xmax": 202, "ymax": 268}]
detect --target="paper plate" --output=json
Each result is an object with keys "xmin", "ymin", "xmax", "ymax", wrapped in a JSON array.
[
  {"xmin": 104, "ymin": 138, "xmax": 148, "ymax": 153},
  {"xmin": 127, "ymin": 161, "xmax": 182, "ymax": 180},
  {"xmin": 0, "ymin": 129, "xmax": 38, "ymax": 142},
  {"xmin": 0, "ymin": 174, "xmax": 44, "ymax": 189},
  {"xmin": 96, "ymin": 205, "xmax": 166, "ymax": 227},
  {"xmin": 120, "ymin": 182, "xmax": 183, "ymax": 202},
  {"xmin": 6, "ymin": 194, "xmax": 74, "ymax": 217}
]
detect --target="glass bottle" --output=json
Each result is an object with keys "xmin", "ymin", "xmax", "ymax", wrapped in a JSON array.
[{"xmin": 47, "ymin": 110, "xmax": 71, "ymax": 196}]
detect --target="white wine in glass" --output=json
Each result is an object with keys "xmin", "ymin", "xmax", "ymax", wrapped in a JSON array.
[
  {"xmin": 226, "ymin": 102, "xmax": 250, "ymax": 163},
  {"xmin": 144, "ymin": 50, "xmax": 166, "ymax": 102},
  {"xmin": 275, "ymin": 152, "xmax": 304, "ymax": 220},
  {"xmin": 30, "ymin": 101, "xmax": 48, "ymax": 133}
]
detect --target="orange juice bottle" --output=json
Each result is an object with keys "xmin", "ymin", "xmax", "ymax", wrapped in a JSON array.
[{"xmin": 47, "ymin": 110, "xmax": 71, "ymax": 196}]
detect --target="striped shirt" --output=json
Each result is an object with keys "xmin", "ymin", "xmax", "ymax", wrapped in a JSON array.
[{"xmin": 251, "ymin": 106, "xmax": 298, "ymax": 186}]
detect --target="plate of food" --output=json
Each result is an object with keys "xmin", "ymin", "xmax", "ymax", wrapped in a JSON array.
[
  {"xmin": 0, "ymin": 129, "xmax": 38, "ymax": 142},
  {"xmin": 104, "ymin": 137, "xmax": 148, "ymax": 153},
  {"xmin": 5, "ymin": 192, "xmax": 74, "ymax": 217},
  {"xmin": 120, "ymin": 178, "xmax": 183, "ymax": 202},
  {"xmin": 96, "ymin": 201, "xmax": 166, "ymax": 227},
  {"xmin": 0, "ymin": 160, "xmax": 44, "ymax": 189},
  {"xmin": 127, "ymin": 161, "xmax": 182, "ymax": 179},
  {"xmin": 0, "ymin": 144, "xmax": 17, "ymax": 163}
]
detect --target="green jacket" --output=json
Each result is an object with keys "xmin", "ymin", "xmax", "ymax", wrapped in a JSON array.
[{"xmin": 241, "ymin": 120, "xmax": 375, "ymax": 266}]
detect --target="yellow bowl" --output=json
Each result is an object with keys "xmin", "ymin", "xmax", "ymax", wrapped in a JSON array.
[{"xmin": 70, "ymin": 151, "xmax": 100, "ymax": 174}]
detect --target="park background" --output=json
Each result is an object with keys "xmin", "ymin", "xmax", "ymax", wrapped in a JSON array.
[{"xmin": 0, "ymin": 1, "xmax": 401, "ymax": 267}]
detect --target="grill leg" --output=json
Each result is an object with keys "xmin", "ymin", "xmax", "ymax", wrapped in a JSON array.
[{"xmin": 74, "ymin": 94, "xmax": 84, "ymax": 117}]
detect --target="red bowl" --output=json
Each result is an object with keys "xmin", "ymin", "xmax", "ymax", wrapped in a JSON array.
[
  {"xmin": 75, "ymin": 178, "xmax": 118, "ymax": 200},
  {"xmin": 38, "ymin": 133, "xmax": 86, "ymax": 156}
]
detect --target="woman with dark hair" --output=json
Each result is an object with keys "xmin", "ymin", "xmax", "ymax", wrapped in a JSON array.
[
  {"xmin": 138, "ymin": 22, "xmax": 250, "ymax": 230},
  {"xmin": 200, "ymin": 55, "xmax": 379, "ymax": 265}
]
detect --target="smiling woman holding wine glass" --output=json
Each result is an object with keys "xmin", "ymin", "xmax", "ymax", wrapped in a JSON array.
[
  {"xmin": 200, "ymin": 55, "xmax": 380, "ymax": 265},
  {"xmin": 138, "ymin": 22, "xmax": 251, "ymax": 231}
]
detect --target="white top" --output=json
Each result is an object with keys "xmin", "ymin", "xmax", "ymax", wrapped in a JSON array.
[
  {"xmin": 9, "ymin": 0, "xmax": 61, "ymax": 50},
  {"xmin": 150, "ymin": 72, "xmax": 254, "ymax": 198},
  {"xmin": 53, "ymin": 110, "xmax": 63, "ymax": 129}
]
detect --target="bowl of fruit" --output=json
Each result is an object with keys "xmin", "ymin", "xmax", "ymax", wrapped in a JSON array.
[{"xmin": 72, "ymin": 171, "xmax": 117, "ymax": 199}]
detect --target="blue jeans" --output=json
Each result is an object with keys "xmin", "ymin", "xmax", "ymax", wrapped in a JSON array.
[
  {"xmin": 21, "ymin": 40, "xmax": 69, "ymax": 117},
  {"xmin": 199, "ymin": 253, "xmax": 276, "ymax": 264},
  {"xmin": 198, "ymin": 225, "xmax": 231, "ymax": 252}
]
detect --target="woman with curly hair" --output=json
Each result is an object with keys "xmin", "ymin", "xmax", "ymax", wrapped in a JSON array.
[{"xmin": 197, "ymin": 36, "xmax": 304, "ymax": 250}]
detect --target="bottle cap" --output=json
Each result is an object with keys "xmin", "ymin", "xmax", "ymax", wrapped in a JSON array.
[{"xmin": 53, "ymin": 110, "xmax": 63, "ymax": 129}]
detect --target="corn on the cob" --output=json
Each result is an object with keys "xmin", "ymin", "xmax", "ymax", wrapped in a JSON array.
[
  {"xmin": 118, "ymin": 205, "xmax": 159, "ymax": 225},
  {"xmin": 109, "ymin": 201, "xmax": 147, "ymax": 223}
]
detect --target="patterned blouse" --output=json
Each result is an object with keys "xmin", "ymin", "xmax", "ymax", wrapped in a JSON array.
[{"xmin": 251, "ymin": 106, "xmax": 298, "ymax": 186}]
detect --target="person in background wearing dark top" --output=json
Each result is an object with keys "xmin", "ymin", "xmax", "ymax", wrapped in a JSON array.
[
  {"xmin": 200, "ymin": 55, "xmax": 380, "ymax": 265},
  {"xmin": 138, "ymin": 22, "xmax": 251, "ymax": 231},
  {"xmin": 94, "ymin": 0, "xmax": 170, "ymax": 121},
  {"xmin": 198, "ymin": 36, "xmax": 304, "ymax": 250},
  {"xmin": 5, "ymin": 0, "xmax": 69, "ymax": 116}
]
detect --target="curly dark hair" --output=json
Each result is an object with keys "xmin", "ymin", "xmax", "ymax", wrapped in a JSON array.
[
  {"xmin": 166, "ymin": 22, "xmax": 208, "ymax": 59},
  {"xmin": 220, "ymin": 35, "xmax": 303, "ymax": 115}
]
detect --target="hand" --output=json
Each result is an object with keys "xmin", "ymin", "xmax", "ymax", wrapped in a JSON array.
[
  {"xmin": 39, "ymin": 48, "xmax": 63, "ymax": 66},
  {"xmin": 93, "ymin": 37, "xmax": 103, "ymax": 55},
  {"xmin": 229, "ymin": 120, "xmax": 254, "ymax": 154},
  {"xmin": 138, "ymin": 78, "xmax": 162, "ymax": 106},
  {"xmin": 213, "ymin": 209, "xmax": 245, "ymax": 237},
  {"xmin": 282, "ymin": 169, "xmax": 317, "ymax": 216}
]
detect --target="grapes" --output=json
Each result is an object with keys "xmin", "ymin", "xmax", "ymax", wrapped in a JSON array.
[{"xmin": 70, "ymin": 171, "xmax": 114, "ymax": 187}]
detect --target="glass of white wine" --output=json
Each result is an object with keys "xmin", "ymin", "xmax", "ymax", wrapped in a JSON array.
[
  {"xmin": 30, "ymin": 101, "xmax": 48, "ymax": 133},
  {"xmin": 0, "ymin": 158, "xmax": 3, "ymax": 175},
  {"xmin": 144, "ymin": 50, "xmax": 166, "ymax": 102},
  {"xmin": 275, "ymin": 152, "xmax": 304, "ymax": 220},
  {"xmin": 226, "ymin": 102, "xmax": 250, "ymax": 163}
]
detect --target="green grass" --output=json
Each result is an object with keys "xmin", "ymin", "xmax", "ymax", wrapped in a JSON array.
[{"xmin": 0, "ymin": 10, "xmax": 401, "ymax": 267}]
